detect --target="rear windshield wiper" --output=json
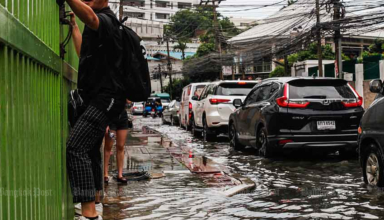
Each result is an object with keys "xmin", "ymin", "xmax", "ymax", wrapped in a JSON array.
[{"xmin": 302, "ymin": 96, "xmax": 327, "ymax": 99}]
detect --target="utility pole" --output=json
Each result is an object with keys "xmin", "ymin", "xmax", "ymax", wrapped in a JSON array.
[
  {"xmin": 158, "ymin": 64, "xmax": 163, "ymax": 93},
  {"xmin": 119, "ymin": 0, "xmax": 123, "ymax": 22},
  {"xmin": 212, "ymin": 0, "xmax": 223, "ymax": 80},
  {"xmin": 166, "ymin": 37, "xmax": 173, "ymax": 98},
  {"xmin": 333, "ymin": 0, "xmax": 343, "ymax": 78},
  {"xmin": 316, "ymin": 0, "xmax": 323, "ymax": 77}
]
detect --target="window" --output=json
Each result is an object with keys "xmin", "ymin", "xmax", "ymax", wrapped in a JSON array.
[
  {"xmin": 245, "ymin": 89, "xmax": 259, "ymax": 106},
  {"xmin": 289, "ymin": 81, "xmax": 355, "ymax": 99},
  {"xmin": 124, "ymin": 12, "xmax": 145, "ymax": 19},
  {"xmin": 216, "ymin": 82, "xmax": 256, "ymax": 96},
  {"xmin": 178, "ymin": 2, "xmax": 192, "ymax": 8},
  {"xmin": 254, "ymin": 61, "xmax": 272, "ymax": 73},
  {"xmin": 193, "ymin": 85, "xmax": 205, "ymax": 99},
  {"xmin": 156, "ymin": 13, "xmax": 169, "ymax": 19},
  {"xmin": 126, "ymin": 1, "xmax": 145, "ymax": 7},
  {"xmin": 199, "ymin": 85, "xmax": 211, "ymax": 100},
  {"xmin": 255, "ymin": 85, "xmax": 272, "ymax": 102},
  {"xmin": 156, "ymin": 1, "xmax": 168, "ymax": 7}
]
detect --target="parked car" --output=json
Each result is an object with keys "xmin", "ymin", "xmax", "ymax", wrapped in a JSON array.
[
  {"xmin": 180, "ymin": 82, "xmax": 209, "ymax": 130},
  {"xmin": 131, "ymin": 102, "xmax": 144, "ymax": 115},
  {"xmin": 162, "ymin": 100, "xmax": 181, "ymax": 126},
  {"xmin": 229, "ymin": 77, "xmax": 364, "ymax": 157},
  {"xmin": 193, "ymin": 80, "xmax": 258, "ymax": 141},
  {"xmin": 359, "ymin": 79, "xmax": 384, "ymax": 186}
]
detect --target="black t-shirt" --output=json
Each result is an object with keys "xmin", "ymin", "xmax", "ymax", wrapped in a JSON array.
[{"xmin": 78, "ymin": 7, "xmax": 125, "ymax": 119}]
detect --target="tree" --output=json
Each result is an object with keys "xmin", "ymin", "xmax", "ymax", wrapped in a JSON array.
[
  {"xmin": 173, "ymin": 39, "xmax": 188, "ymax": 60},
  {"xmin": 269, "ymin": 66, "xmax": 286, "ymax": 78}
]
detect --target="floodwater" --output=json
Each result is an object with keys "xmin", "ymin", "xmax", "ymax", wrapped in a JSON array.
[{"xmin": 103, "ymin": 116, "xmax": 384, "ymax": 220}]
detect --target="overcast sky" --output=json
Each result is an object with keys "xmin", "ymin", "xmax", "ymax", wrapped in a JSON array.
[{"xmin": 217, "ymin": 0, "xmax": 287, "ymax": 20}]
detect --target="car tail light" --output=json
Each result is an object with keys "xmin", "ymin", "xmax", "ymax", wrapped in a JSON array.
[
  {"xmin": 279, "ymin": 139, "xmax": 293, "ymax": 145},
  {"xmin": 276, "ymin": 84, "xmax": 309, "ymax": 108},
  {"xmin": 189, "ymin": 102, "xmax": 192, "ymax": 118},
  {"xmin": 358, "ymin": 126, "xmax": 362, "ymax": 134},
  {"xmin": 209, "ymin": 99, "xmax": 230, "ymax": 105},
  {"xmin": 343, "ymin": 84, "xmax": 363, "ymax": 108},
  {"xmin": 342, "ymin": 97, "xmax": 363, "ymax": 108},
  {"xmin": 133, "ymin": 106, "xmax": 137, "ymax": 109},
  {"xmin": 238, "ymin": 82, "xmax": 246, "ymax": 85}
]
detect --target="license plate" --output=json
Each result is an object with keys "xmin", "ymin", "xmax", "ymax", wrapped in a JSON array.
[{"xmin": 317, "ymin": 121, "xmax": 336, "ymax": 130}]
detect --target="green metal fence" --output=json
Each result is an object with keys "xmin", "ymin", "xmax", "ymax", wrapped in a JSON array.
[
  {"xmin": 0, "ymin": 1, "xmax": 80, "ymax": 219},
  {"xmin": 363, "ymin": 55, "xmax": 381, "ymax": 80}
]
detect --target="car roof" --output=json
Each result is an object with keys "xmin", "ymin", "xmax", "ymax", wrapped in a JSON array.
[
  {"xmin": 262, "ymin": 77, "xmax": 347, "ymax": 84},
  {"xmin": 208, "ymin": 80, "xmax": 259, "ymax": 85}
]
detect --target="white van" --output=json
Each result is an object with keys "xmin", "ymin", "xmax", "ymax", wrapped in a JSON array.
[{"xmin": 180, "ymin": 82, "xmax": 209, "ymax": 130}]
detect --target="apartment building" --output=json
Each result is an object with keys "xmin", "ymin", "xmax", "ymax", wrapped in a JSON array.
[{"xmin": 110, "ymin": 0, "xmax": 201, "ymax": 23}]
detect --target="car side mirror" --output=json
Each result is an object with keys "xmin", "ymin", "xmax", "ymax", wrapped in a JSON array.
[
  {"xmin": 192, "ymin": 96, "xmax": 198, "ymax": 101},
  {"xmin": 370, "ymin": 79, "xmax": 383, "ymax": 93},
  {"xmin": 176, "ymin": 97, "xmax": 181, "ymax": 102},
  {"xmin": 233, "ymin": 99, "xmax": 243, "ymax": 108}
]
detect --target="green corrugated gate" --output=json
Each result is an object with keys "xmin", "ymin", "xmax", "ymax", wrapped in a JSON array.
[
  {"xmin": 363, "ymin": 55, "xmax": 381, "ymax": 80},
  {"xmin": 0, "ymin": 1, "xmax": 80, "ymax": 219}
]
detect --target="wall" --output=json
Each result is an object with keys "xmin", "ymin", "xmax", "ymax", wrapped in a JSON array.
[{"xmin": 0, "ymin": 2, "xmax": 80, "ymax": 219}]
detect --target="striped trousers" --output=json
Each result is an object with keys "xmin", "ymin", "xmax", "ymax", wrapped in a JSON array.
[{"xmin": 66, "ymin": 105, "xmax": 110, "ymax": 203}]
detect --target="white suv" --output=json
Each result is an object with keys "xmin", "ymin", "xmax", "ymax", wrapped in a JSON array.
[
  {"xmin": 193, "ymin": 80, "xmax": 258, "ymax": 141},
  {"xmin": 180, "ymin": 82, "xmax": 209, "ymax": 130}
]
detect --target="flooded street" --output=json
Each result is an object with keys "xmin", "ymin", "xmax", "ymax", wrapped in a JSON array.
[{"xmin": 104, "ymin": 116, "xmax": 384, "ymax": 220}]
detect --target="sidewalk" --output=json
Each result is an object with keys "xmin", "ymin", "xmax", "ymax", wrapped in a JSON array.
[{"xmin": 101, "ymin": 123, "xmax": 255, "ymax": 219}]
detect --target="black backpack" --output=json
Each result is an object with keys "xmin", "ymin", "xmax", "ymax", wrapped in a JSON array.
[{"xmin": 113, "ymin": 16, "xmax": 152, "ymax": 102}]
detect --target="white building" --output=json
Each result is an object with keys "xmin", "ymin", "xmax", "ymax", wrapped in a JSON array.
[
  {"xmin": 229, "ymin": 17, "xmax": 258, "ymax": 30},
  {"xmin": 110, "ymin": 0, "xmax": 201, "ymax": 23}
]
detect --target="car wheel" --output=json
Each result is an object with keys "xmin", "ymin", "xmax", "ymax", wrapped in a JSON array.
[
  {"xmin": 191, "ymin": 116, "xmax": 200, "ymax": 137},
  {"xmin": 162, "ymin": 115, "xmax": 166, "ymax": 124},
  {"xmin": 362, "ymin": 143, "xmax": 384, "ymax": 186},
  {"xmin": 203, "ymin": 116, "xmax": 215, "ymax": 142},
  {"xmin": 257, "ymin": 127, "xmax": 273, "ymax": 158},
  {"xmin": 229, "ymin": 123, "xmax": 245, "ymax": 151}
]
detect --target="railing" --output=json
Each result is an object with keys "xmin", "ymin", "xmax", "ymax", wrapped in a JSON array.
[{"xmin": 0, "ymin": 1, "xmax": 80, "ymax": 219}]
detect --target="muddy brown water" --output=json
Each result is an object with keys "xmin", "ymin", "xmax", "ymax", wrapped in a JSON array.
[{"xmin": 103, "ymin": 117, "xmax": 384, "ymax": 220}]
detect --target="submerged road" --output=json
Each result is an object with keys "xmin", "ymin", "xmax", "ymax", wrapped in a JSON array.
[{"xmin": 103, "ymin": 116, "xmax": 384, "ymax": 220}]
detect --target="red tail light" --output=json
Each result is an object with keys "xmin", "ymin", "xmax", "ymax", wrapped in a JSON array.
[
  {"xmin": 343, "ymin": 84, "xmax": 363, "ymax": 108},
  {"xmin": 276, "ymin": 84, "xmax": 309, "ymax": 108},
  {"xmin": 209, "ymin": 99, "xmax": 231, "ymax": 105},
  {"xmin": 238, "ymin": 82, "xmax": 246, "ymax": 85},
  {"xmin": 342, "ymin": 96, "xmax": 363, "ymax": 108},
  {"xmin": 133, "ymin": 106, "xmax": 137, "ymax": 109},
  {"xmin": 279, "ymin": 139, "xmax": 293, "ymax": 145},
  {"xmin": 189, "ymin": 102, "xmax": 192, "ymax": 118}
]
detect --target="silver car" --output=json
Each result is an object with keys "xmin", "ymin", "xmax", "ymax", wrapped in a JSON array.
[
  {"xmin": 162, "ymin": 100, "xmax": 181, "ymax": 126},
  {"xmin": 131, "ymin": 102, "xmax": 144, "ymax": 115}
]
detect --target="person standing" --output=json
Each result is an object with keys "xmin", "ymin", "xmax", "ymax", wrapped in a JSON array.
[
  {"xmin": 104, "ymin": 110, "xmax": 129, "ymax": 184},
  {"xmin": 65, "ymin": 0, "xmax": 126, "ymax": 219}
]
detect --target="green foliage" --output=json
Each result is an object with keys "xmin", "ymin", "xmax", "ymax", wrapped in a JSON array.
[
  {"xmin": 269, "ymin": 66, "xmax": 286, "ymax": 78},
  {"xmin": 163, "ymin": 77, "xmax": 191, "ymax": 99},
  {"xmin": 196, "ymin": 43, "xmax": 215, "ymax": 57},
  {"xmin": 288, "ymin": 43, "xmax": 336, "ymax": 63},
  {"xmin": 169, "ymin": 8, "xmax": 212, "ymax": 38},
  {"xmin": 173, "ymin": 39, "xmax": 188, "ymax": 60}
]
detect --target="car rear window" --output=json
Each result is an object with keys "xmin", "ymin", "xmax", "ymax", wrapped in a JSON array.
[
  {"xmin": 289, "ymin": 80, "xmax": 356, "ymax": 99},
  {"xmin": 216, "ymin": 82, "xmax": 256, "ymax": 96}
]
